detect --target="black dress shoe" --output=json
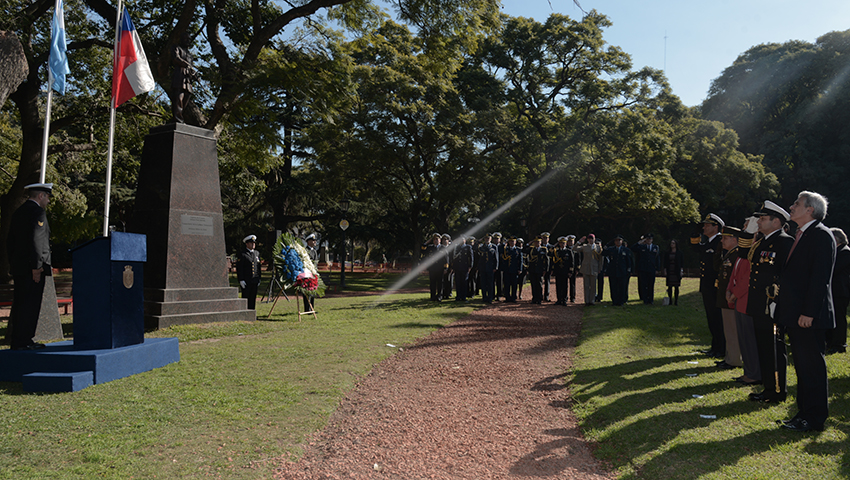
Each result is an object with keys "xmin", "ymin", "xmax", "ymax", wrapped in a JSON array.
[
  {"xmin": 716, "ymin": 361, "xmax": 737, "ymax": 370},
  {"xmin": 11, "ymin": 343, "xmax": 46, "ymax": 351},
  {"xmin": 749, "ymin": 391, "xmax": 786, "ymax": 403},
  {"xmin": 781, "ymin": 418, "xmax": 823, "ymax": 432}
]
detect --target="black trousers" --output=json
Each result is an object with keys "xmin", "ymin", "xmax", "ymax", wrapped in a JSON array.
[
  {"xmin": 543, "ymin": 271, "xmax": 551, "ymax": 300},
  {"xmin": 504, "ymin": 272, "xmax": 518, "ymax": 301},
  {"xmin": 568, "ymin": 273, "xmax": 577, "ymax": 302},
  {"xmin": 754, "ymin": 317, "xmax": 787, "ymax": 399},
  {"xmin": 530, "ymin": 273, "xmax": 544, "ymax": 303},
  {"xmin": 455, "ymin": 269, "xmax": 470, "ymax": 301},
  {"xmin": 442, "ymin": 269, "xmax": 453, "ymax": 298},
  {"xmin": 495, "ymin": 270, "xmax": 504, "ymax": 299},
  {"xmin": 242, "ymin": 280, "xmax": 259, "ymax": 309},
  {"xmin": 609, "ymin": 276, "xmax": 628, "ymax": 305},
  {"xmin": 429, "ymin": 269, "xmax": 443, "ymax": 300},
  {"xmin": 555, "ymin": 273, "xmax": 568, "ymax": 303},
  {"xmin": 702, "ymin": 287, "xmax": 725, "ymax": 354},
  {"xmin": 480, "ymin": 269, "xmax": 495, "ymax": 303},
  {"xmin": 638, "ymin": 271, "xmax": 656, "ymax": 304},
  {"xmin": 787, "ymin": 326, "xmax": 828, "ymax": 428},
  {"xmin": 10, "ymin": 273, "xmax": 46, "ymax": 349},
  {"xmin": 596, "ymin": 274, "xmax": 605, "ymax": 302}
]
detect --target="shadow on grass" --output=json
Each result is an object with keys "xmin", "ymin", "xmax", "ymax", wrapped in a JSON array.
[{"xmin": 573, "ymin": 280, "xmax": 850, "ymax": 478}]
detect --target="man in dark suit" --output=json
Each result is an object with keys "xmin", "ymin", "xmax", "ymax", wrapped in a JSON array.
[
  {"xmin": 746, "ymin": 201, "xmax": 794, "ymax": 404},
  {"xmin": 421, "ymin": 233, "xmax": 444, "ymax": 301},
  {"xmin": 776, "ymin": 191, "xmax": 836, "ymax": 432},
  {"xmin": 237, "ymin": 234, "xmax": 262, "ymax": 309},
  {"xmin": 691, "ymin": 214, "xmax": 725, "ymax": 358},
  {"xmin": 604, "ymin": 235, "xmax": 633, "ymax": 306},
  {"xmin": 631, "ymin": 233, "xmax": 661, "ymax": 304},
  {"xmin": 7, "ymin": 183, "xmax": 53, "ymax": 350}
]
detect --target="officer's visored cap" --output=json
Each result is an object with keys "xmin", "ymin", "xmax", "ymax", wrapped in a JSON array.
[
  {"xmin": 516, "ymin": 237, "xmax": 524, "ymax": 243},
  {"xmin": 305, "ymin": 233, "xmax": 317, "ymax": 241},
  {"xmin": 721, "ymin": 226, "xmax": 742, "ymax": 237},
  {"xmin": 24, "ymin": 183, "xmax": 53, "ymax": 195},
  {"xmin": 493, "ymin": 232, "xmax": 502, "ymax": 238},
  {"xmin": 753, "ymin": 200, "xmax": 790, "ymax": 222},
  {"xmin": 431, "ymin": 232, "xmax": 441, "ymax": 239},
  {"xmin": 701, "ymin": 213, "xmax": 725, "ymax": 227},
  {"xmin": 442, "ymin": 233, "xmax": 451, "ymax": 240},
  {"xmin": 540, "ymin": 232, "xmax": 551, "ymax": 237},
  {"xmin": 558, "ymin": 236, "xmax": 568, "ymax": 242},
  {"xmin": 243, "ymin": 234, "xmax": 257, "ymax": 243},
  {"xmin": 566, "ymin": 235, "xmax": 576, "ymax": 240}
]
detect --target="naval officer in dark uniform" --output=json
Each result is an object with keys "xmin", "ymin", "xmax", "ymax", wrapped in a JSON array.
[
  {"xmin": 7, "ymin": 183, "xmax": 53, "ymax": 350},
  {"xmin": 237, "ymin": 234, "xmax": 261, "ymax": 309},
  {"xmin": 746, "ymin": 201, "xmax": 794, "ymax": 404},
  {"xmin": 691, "ymin": 213, "xmax": 725, "ymax": 358}
]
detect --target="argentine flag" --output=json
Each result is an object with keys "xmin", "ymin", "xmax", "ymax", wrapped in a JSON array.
[{"xmin": 48, "ymin": 0, "xmax": 70, "ymax": 94}]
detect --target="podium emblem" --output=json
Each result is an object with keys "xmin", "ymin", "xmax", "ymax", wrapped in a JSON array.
[{"xmin": 123, "ymin": 265, "xmax": 134, "ymax": 289}]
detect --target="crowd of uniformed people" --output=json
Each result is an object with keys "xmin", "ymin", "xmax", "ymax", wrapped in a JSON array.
[
  {"xmin": 419, "ymin": 229, "xmax": 665, "ymax": 307},
  {"xmin": 420, "ymin": 190, "xmax": 848, "ymax": 433}
]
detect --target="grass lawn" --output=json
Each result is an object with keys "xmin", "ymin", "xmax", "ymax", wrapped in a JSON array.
[
  {"xmin": 0, "ymin": 275, "xmax": 472, "ymax": 479},
  {"xmin": 572, "ymin": 277, "xmax": 850, "ymax": 479},
  {"xmin": 2, "ymin": 274, "xmax": 848, "ymax": 478}
]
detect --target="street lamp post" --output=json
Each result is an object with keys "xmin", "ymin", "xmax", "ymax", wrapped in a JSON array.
[{"xmin": 339, "ymin": 197, "xmax": 350, "ymax": 288}]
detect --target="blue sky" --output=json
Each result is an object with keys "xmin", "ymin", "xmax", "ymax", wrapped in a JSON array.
[{"xmin": 499, "ymin": 0, "xmax": 850, "ymax": 106}]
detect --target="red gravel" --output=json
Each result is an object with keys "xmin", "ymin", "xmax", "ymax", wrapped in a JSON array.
[{"xmin": 275, "ymin": 285, "xmax": 614, "ymax": 479}]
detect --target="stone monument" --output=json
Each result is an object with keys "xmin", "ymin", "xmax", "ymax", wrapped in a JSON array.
[{"xmin": 130, "ymin": 123, "xmax": 255, "ymax": 329}]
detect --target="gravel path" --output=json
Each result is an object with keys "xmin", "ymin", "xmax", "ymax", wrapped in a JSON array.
[{"xmin": 276, "ymin": 284, "xmax": 614, "ymax": 479}]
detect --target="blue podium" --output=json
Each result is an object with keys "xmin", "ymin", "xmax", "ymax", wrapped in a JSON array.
[
  {"xmin": 72, "ymin": 232, "xmax": 147, "ymax": 350},
  {"xmin": 1, "ymin": 232, "xmax": 180, "ymax": 392}
]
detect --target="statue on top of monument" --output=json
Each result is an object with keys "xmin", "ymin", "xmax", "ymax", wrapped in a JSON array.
[{"xmin": 170, "ymin": 33, "xmax": 195, "ymax": 124}]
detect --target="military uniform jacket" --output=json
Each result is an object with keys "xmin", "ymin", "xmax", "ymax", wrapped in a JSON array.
[
  {"xmin": 777, "ymin": 221, "xmax": 836, "ymax": 329},
  {"xmin": 631, "ymin": 243, "xmax": 661, "ymax": 273},
  {"xmin": 421, "ymin": 243, "xmax": 446, "ymax": 272},
  {"xmin": 551, "ymin": 247, "xmax": 575, "ymax": 277},
  {"xmin": 236, "ymin": 248, "xmax": 261, "ymax": 285},
  {"xmin": 714, "ymin": 246, "xmax": 739, "ymax": 309},
  {"xmin": 453, "ymin": 244, "xmax": 474, "ymax": 270},
  {"xmin": 478, "ymin": 243, "xmax": 499, "ymax": 271},
  {"xmin": 7, "ymin": 199, "xmax": 52, "ymax": 277},
  {"xmin": 525, "ymin": 246, "xmax": 550, "ymax": 275},
  {"xmin": 691, "ymin": 234, "xmax": 721, "ymax": 292},
  {"xmin": 746, "ymin": 230, "xmax": 793, "ymax": 320},
  {"xmin": 604, "ymin": 245, "xmax": 632, "ymax": 278},
  {"xmin": 501, "ymin": 245, "xmax": 523, "ymax": 275}
]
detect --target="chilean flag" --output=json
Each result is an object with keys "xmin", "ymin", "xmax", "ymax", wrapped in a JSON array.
[{"xmin": 112, "ymin": 8, "xmax": 155, "ymax": 108}]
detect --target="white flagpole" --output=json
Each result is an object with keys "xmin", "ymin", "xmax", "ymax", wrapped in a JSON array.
[
  {"xmin": 104, "ymin": 0, "xmax": 123, "ymax": 237},
  {"xmin": 39, "ymin": 73, "xmax": 53, "ymax": 185},
  {"xmin": 40, "ymin": 0, "xmax": 62, "ymax": 185}
]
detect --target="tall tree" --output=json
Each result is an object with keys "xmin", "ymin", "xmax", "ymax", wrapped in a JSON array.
[{"xmin": 702, "ymin": 29, "xmax": 850, "ymax": 227}]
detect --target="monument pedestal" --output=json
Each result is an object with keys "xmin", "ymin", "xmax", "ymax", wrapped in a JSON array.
[{"xmin": 131, "ymin": 123, "xmax": 254, "ymax": 329}]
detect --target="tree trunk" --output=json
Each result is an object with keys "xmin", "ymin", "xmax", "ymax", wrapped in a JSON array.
[{"xmin": 1, "ymin": 61, "xmax": 46, "ymax": 282}]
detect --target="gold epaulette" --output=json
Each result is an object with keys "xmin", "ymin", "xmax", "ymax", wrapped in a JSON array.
[{"xmin": 690, "ymin": 236, "xmax": 701, "ymax": 245}]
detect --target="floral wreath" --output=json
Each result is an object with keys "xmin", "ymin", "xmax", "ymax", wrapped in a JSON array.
[{"xmin": 273, "ymin": 232, "xmax": 326, "ymax": 298}]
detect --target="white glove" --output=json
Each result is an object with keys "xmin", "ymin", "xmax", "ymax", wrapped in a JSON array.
[
  {"xmin": 744, "ymin": 216, "xmax": 759, "ymax": 234},
  {"xmin": 240, "ymin": 280, "xmax": 246, "ymax": 288}
]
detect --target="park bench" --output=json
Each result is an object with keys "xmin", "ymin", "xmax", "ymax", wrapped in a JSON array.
[{"xmin": 0, "ymin": 280, "xmax": 74, "ymax": 316}]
